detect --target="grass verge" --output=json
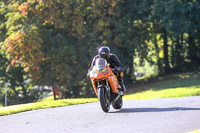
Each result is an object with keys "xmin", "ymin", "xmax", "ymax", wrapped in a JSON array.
[
  {"xmin": 124, "ymin": 71, "xmax": 200, "ymax": 100},
  {"xmin": 0, "ymin": 98, "xmax": 98, "ymax": 116}
]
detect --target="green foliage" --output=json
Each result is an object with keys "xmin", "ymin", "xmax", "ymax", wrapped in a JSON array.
[
  {"xmin": 0, "ymin": 1, "xmax": 43, "ymax": 104},
  {"xmin": 1, "ymin": 0, "xmax": 200, "ymax": 101}
]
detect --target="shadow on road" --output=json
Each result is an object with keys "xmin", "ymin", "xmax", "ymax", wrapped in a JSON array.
[{"xmin": 111, "ymin": 107, "xmax": 200, "ymax": 113}]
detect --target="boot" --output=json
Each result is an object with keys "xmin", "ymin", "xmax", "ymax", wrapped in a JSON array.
[
  {"xmin": 118, "ymin": 76, "xmax": 126, "ymax": 91},
  {"xmin": 120, "ymin": 83, "xmax": 127, "ymax": 91}
]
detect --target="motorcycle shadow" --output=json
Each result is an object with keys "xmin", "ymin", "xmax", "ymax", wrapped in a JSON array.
[{"xmin": 110, "ymin": 107, "xmax": 200, "ymax": 113}]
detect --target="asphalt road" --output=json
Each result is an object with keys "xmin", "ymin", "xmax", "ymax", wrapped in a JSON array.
[{"xmin": 0, "ymin": 96, "xmax": 200, "ymax": 133}]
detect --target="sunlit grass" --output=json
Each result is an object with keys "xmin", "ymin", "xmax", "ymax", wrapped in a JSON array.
[
  {"xmin": 124, "ymin": 72, "xmax": 200, "ymax": 100},
  {"xmin": 0, "ymin": 98, "xmax": 98, "ymax": 116},
  {"xmin": 124, "ymin": 86, "xmax": 200, "ymax": 100},
  {"xmin": 37, "ymin": 95, "xmax": 54, "ymax": 102}
]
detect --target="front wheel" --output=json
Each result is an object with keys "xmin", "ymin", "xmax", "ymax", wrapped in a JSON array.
[
  {"xmin": 112, "ymin": 96, "xmax": 123, "ymax": 109},
  {"xmin": 98, "ymin": 87, "xmax": 110, "ymax": 112}
]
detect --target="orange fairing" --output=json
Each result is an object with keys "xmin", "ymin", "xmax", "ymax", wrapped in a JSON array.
[
  {"xmin": 90, "ymin": 58, "xmax": 119, "ymax": 95},
  {"xmin": 108, "ymin": 75, "xmax": 119, "ymax": 93}
]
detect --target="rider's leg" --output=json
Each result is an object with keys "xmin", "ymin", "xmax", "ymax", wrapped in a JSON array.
[{"xmin": 118, "ymin": 76, "xmax": 127, "ymax": 91}]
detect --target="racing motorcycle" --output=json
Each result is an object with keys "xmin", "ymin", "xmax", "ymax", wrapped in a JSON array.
[{"xmin": 89, "ymin": 58, "xmax": 124, "ymax": 112}]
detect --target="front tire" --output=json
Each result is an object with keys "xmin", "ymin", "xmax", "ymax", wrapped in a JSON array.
[
  {"xmin": 112, "ymin": 96, "xmax": 123, "ymax": 109},
  {"xmin": 98, "ymin": 87, "xmax": 110, "ymax": 112}
]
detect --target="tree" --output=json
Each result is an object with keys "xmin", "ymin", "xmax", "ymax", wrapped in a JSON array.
[
  {"xmin": 150, "ymin": 0, "xmax": 200, "ymax": 72},
  {"xmin": 0, "ymin": 1, "xmax": 36, "ymax": 104},
  {"xmin": 3, "ymin": 0, "xmax": 95, "ymax": 98},
  {"xmin": 2, "ymin": 0, "xmax": 200, "ymax": 101}
]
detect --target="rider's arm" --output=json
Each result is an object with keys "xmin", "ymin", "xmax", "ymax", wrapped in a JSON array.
[
  {"xmin": 88, "ymin": 55, "xmax": 98, "ymax": 72},
  {"xmin": 112, "ymin": 54, "xmax": 125, "ymax": 72}
]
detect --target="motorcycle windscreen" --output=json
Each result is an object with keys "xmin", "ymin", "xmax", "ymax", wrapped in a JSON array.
[{"xmin": 95, "ymin": 58, "xmax": 107, "ymax": 71}]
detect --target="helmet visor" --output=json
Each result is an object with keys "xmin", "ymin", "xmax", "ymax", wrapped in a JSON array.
[{"xmin": 99, "ymin": 52, "xmax": 109, "ymax": 59}]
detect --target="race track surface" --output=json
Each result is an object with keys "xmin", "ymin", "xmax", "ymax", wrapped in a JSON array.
[{"xmin": 0, "ymin": 96, "xmax": 200, "ymax": 133}]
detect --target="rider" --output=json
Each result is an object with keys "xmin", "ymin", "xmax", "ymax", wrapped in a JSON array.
[{"xmin": 88, "ymin": 46, "xmax": 127, "ymax": 91}]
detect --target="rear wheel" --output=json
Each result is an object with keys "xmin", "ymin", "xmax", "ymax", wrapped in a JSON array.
[
  {"xmin": 98, "ymin": 87, "xmax": 110, "ymax": 112},
  {"xmin": 112, "ymin": 96, "xmax": 123, "ymax": 109}
]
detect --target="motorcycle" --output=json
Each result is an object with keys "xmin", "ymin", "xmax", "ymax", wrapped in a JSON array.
[{"xmin": 89, "ymin": 58, "xmax": 124, "ymax": 112}]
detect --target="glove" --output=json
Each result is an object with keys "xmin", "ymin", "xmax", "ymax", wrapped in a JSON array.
[{"xmin": 112, "ymin": 67, "xmax": 120, "ymax": 73}]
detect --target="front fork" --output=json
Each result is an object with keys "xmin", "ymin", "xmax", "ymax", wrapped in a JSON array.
[{"xmin": 97, "ymin": 79, "xmax": 111, "ymax": 101}]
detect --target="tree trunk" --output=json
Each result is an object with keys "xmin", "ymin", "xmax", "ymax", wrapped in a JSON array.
[
  {"xmin": 73, "ymin": 85, "xmax": 80, "ymax": 98},
  {"xmin": 126, "ymin": 55, "xmax": 133, "ymax": 82},
  {"xmin": 162, "ymin": 28, "xmax": 171, "ymax": 73},
  {"xmin": 197, "ymin": 32, "xmax": 200, "ymax": 65},
  {"xmin": 154, "ymin": 33, "xmax": 162, "ymax": 73},
  {"xmin": 171, "ymin": 41, "xmax": 175, "ymax": 68},
  {"xmin": 188, "ymin": 33, "xmax": 197, "ymax": 66},
  {"xmin": 52, "ymin": 85, "xmax": 57, "ymax": 100},
  {"xmin": 11, "ymin": 86, "xmax": 20, "ymax": 104},
  {"xmin": 175, "ymin": 35, "xmax": 182, "ymax": 70},
  {"xmin": 22, "ymin": 85, "xmax": 28, "ymax": 103}
]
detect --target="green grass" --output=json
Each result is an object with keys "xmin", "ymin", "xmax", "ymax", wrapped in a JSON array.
[
  {"xmin": 124, "ymin": 87, "xmax": 200, "ymax": 100},
  {"xmin": 37, "ymin": 95, "xmax": 54, "ymax": 102},
  {"xmin": 124, "ymin": 72, "xmax": 200, "ymax": 100},
  {"xmin": 0, "ymin": 98, "xmax": 98, "ymax": 116}
]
